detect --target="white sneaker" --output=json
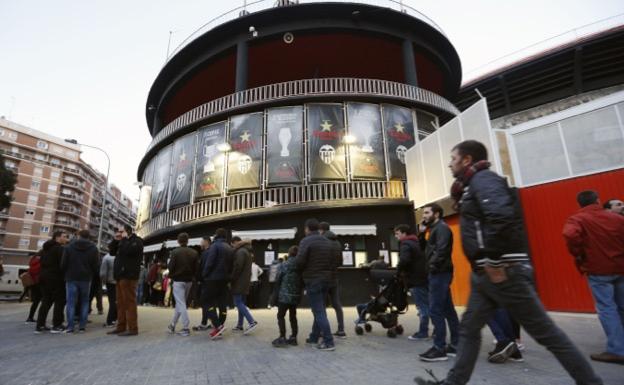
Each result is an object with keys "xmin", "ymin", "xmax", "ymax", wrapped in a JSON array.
[{"xmin": 243, "ymin": 322, "xmax": 258, "ymax": 335}]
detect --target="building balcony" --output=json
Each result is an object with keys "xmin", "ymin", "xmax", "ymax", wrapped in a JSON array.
[
  {"xmin": 137, "ymin": 180, "xmax": 406, "ymax": 238},
  {"xmin": 54, "ymin": 219, "xmax": 80, "ymax": 230},
  {"xmin": 61, "ymin": 178, "xmax": 85, "ymax": 190},
  {"xmin": 56, "ymin": 206, "xmax": 81, "ymax": 216},
  {"xmin": 59, "ymin": 192, "xmax": 84, "ymax": 204}
]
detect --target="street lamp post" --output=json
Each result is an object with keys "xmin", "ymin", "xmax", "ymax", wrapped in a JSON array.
[{"xmin": 65, "ymin": 139, "xmax": 110, "ymax": 252}]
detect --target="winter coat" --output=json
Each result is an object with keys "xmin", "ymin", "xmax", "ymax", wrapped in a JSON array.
[
  {"xmin": 40, "ymin": 240, "xmax": 65, "ymax": 282},
  {"xmin": 202, "ymin": 237, "xmax": 234, "ymax": 282},
  {"xmin": 458, "ymin": 169, "xmax": 530, "ymax": 269},
  {"xmin": 293, "ymin": 231, "xmax": 338, "ymax": 284},
  {"xmin": 563, "ymin": 204, "xmax": 624, "ymax": 275},
  {"xmin": 61, "ymin": 238, "xmax": 99, "ymax": 282},
  {"xmin": 396, "ymin": 234, "xmax": 427, "ymax": 288},
  {"xmin": 276, "ymin": 258, "xmax": 303, "ymax": 305},
  {"xmin": 100, "ymin": 254, "xmax": 116, "ymax": 284},
  {"xmin": 230, "ymin": 241, "xmax": 253, "ymax": 295},
  {"xmin": 420, "ymin": 220, "xmax": 454, "ymax": 274},
  {"xmin": 113, "ymin": 233, "xmax": 144, "ymax": 280},
  {"xmin": 323, "ymin": 230, "xmax": 343, "ymax": 270},
  {"xmin": 168, "ymin": 246, "xmax": 199, "ymax": 282}
]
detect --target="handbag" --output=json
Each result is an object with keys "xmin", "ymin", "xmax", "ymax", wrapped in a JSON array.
[
  {"xmin": 152, "ymin": 281, "xmax": 162, "ymax": 291},
  {"xmin": 20, "ymin": 271, "xmax": 34, "ymax": 288}
]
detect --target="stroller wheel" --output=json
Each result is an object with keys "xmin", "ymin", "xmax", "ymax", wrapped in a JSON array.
[
  {"xmin": 364, "ymin": 323, "xmax": 372, "ymax": 333},
  {"xmin": 387, "ymin": 328, "xmax": 397, "ymax": 338},
  {"xmin": 355, "ymin": 326, "xmax": 364, "ymax": 335},
  {"xmin": 395, "ymin": 325, "xmax": 404, "ymax": 335}
]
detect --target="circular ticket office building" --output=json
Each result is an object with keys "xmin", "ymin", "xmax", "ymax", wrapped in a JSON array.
[{"xmin": 136, "ymin": 1, "xmax": 461, "ymax": 305}]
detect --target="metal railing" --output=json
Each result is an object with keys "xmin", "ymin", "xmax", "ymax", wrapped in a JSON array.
[
  {"xmin": 59, "ymin": 192, "xmax": 84, "ymax": 204},
  {"xmin": 57, "ymin": 206, "xmax": 81, "ymax": 215},
  {"xmin": 146, "ymin": 77, "xmax": 459, "ymax": 155},
  {"xmin": 166, "ymin": 0, "xmax": 446, "ymax": 63},
  {"xmin": 137, "ymin": 180, "xmax": 406, "ymax": 238}
]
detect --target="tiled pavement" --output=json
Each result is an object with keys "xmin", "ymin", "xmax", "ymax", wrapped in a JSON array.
[{"xmin": 0, "ymin": 300, "xmax": 621, "ymax": 385}]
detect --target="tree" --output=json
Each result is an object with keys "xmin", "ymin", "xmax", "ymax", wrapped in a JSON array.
[{"xmin": 0, "ymin": 153, "xmax": 17, "ymax": 211}]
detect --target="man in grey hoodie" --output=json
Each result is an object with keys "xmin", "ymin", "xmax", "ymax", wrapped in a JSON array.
[
  {"xmin": 100, "ymin": 241, "xmax": 117, "ymax": 327},
  {"xmin": 61, "ymin": 229, "xmax": 99, "ymax": 333}
]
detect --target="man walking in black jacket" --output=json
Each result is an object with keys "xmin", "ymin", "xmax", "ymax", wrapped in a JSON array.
[
  {"xmin": 395, "ymin": 224, "xmax": 429, "ymax": 342},
  {"xmin": 108, "ymin": 224, "xmax": 143, "ymax": 336},
  {"xmin": 294, "ymin": 218, "xmax": 338, "ymax": 351},
  {"xmin": 167, "ymin": 232, "xmax": 198, "ymax": 337},
  {"xmin": 203, "ymin": 228, "xmax": 234, "ymax": 340},
  {"xmin": 35, "ymin": 231, "xmax": 69, "ymax": 333},
  {"xmin": 319, "ymin": 222, "xmax": 345, "ymax": 338},
  {"xmin": 415, "ymin": 140, "xmax": 602, "ymax": 385},
  {"xmin": 418, "ymin": 203, "xmax": 460, "ymax": 362},
  {"xmin": 60, "ymin": 230, "xmax": 99, "ymax": 333}
]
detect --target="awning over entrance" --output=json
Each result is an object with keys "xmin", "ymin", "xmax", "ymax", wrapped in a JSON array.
[
  {"xmin": 331, "ymin": 225, "xmax": 377, "ymax": 236},
  {"xmin": 231, "ymin": 228, "xmax": 297, "ymax": 240},
  {"xmin": 143, "ymin": 237, "xmax": 204, "ymax": 253}
]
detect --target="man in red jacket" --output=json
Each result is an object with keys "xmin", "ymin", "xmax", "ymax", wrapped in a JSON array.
[{"xmin": 563, "ymin": 190, "xmax": 624, "ymax": 365}]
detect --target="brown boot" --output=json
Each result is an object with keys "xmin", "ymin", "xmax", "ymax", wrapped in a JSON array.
[
  {"xmin": 590, "ymin": 352, "xmax": 624, "ymax": 365},
  {"xmin": 117, "ymin": 330, "xmax": 138, "ymax": 336}
]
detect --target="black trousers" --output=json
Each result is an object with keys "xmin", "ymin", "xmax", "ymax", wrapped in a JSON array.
[
  {"xmin": 27, "ymin": 284, "xmax": 42, "ymax": 320},
  {"xmin": 202, "ymin": 280, "xmax": 228, "ymax": 327},
  {"xmin": 446, "ymin": 264, "xmax": 602, "ymax": 385},
  {"xmin": 36, "ymin": 279, "xmax": 65, "ymax": 328},
  {"xmin": 277, "ymin": 303, "xmax": 298, "ymax": 338},
  {"xmin": 105, "ymin": 283, "xmax": 117, "ymax": 325},
  {"xmin": 89, "ymin": 276, "xmax": 103, "ymax": 312}
]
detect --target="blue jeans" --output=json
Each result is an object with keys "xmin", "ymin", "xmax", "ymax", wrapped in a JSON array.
[
  {"xmin": 410, "ymin": 286, "xmax": 430, "ymax": 336},
  {"xmin": 429, "ymin": 272, "xmax": 460, "ymax": 349},
  {"xmin": 588, "ymin": 274, "xmax": 624, "ymax": 355},
  {"xmin": 136, "ymin": 283, "xmax": 144, "ymax": 304},
  {"xmin": 306, "ymin": 279, "xmax": 334, "ymax": 345},
  {"xmin": 66, "ymin": 281, "xmax": 91, "ymax": 330},
  {"xmin": 487, "ymin": 308, "xmax": 515, "ymax": 343},
  {"xmin": 233, "ymin": 294, "xmax": 255, "ymax": 327}
]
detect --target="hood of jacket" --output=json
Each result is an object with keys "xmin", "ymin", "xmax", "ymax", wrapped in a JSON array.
[
  {"xmin": 68, "ymin": 238, "xmax": 96, "ymax": 252},
  {"xmin": 234, "ymin": 240, "xmax": 252, "ymax": 251},
  {"xmin": 400, "ymin": 234, "xmax": 419, "ymax": 243},
  {"xmin": 323, "ymin": 230, "xmax": 338, "ymax": 241}
]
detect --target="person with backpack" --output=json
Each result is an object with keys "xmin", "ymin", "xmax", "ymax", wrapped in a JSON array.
[
  {"xmin": 24, "ymin": 251, "xmax": 43, "ymax": 324},
  {"xmin": 272, "ymin": 246, "xmax": 302, "ymax": 348}
]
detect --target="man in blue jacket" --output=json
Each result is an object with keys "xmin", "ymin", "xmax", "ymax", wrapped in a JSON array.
[
  {"xmin": 202, "ymin": 228, "xmax": 233, "ymax": 339},
  {"xmin": 415, "ymin": 140, "xmax": 602, "ymax": 385}
]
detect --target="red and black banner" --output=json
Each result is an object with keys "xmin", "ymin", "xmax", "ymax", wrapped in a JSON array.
[
  {"xmin": 266, "ymin": 106, "xmax": 303, "ymax": 185},
  {"xmin": 227, "ymin": 113, "xmax": 263, "ymax": 191},
  {"xmin": 195, "ymin": 122, "xmax": 226, "ymax": 198},
  {"xmin": 383, "ymin": 104, "xmax": 415, "ymax": 179},
  {"xmin": 168, "ymin": 133, "xmax": 196, "ymax": 209},
  {"xmin": 150, "ymin": 145, "xmax": 172, "ymax": 216},
  {"xmin": 307, "ymin": 104, "xmax": 347, "ymax": 181},
  {"xmin": 347, "ymin": 102, "xmax": 386, "ymax": 180}
]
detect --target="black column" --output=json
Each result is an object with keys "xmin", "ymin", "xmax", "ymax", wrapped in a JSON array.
[
  {"xmin": 235, "ymin": 40, "xmax": 248, "ymax": 92},
  {"xmin": 402, "ymin": 39, "xmax": 418, "ymax": 87}
]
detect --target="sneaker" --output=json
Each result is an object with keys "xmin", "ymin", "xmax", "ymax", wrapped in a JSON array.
[
  {"xmin": 232, "ymin": 325, "xmax": 244, "ymax": 333},
  {"xmin": 488, "ymin": 341, "xmax": 518, "ymax": 364},
  {"xmin": 272, "ymin": 337, "xmax": 288, "ymax": 348},
  {"xmin": 305, "ymin": 337, "xmax": 318, "ymax": 345},
  {"xmin": 50, "ymin": 326, "xmax": 65, "ymax": 334},
  {"xmin": 176, "ymin": 328, "xmax": 190, "ymax": 337},
  {"xmin": 509, "ymin": 349, "xmax": 524, "ymax": 362},
  {"xmin": 419, "ymin": 346, "xmax": 448, "ymax": 362},
  {"xmin": 516, "ymin": 342, "xmax": 525, "ymax": 351},
  {"xmin": 333, "ymin": 331, "xmax": 347, "ymax": 339},
  {"xmin": 316, "ymin": 342, "xmax": 336, "ymax": 351},
  {"xmin": 192, "ymin": 324, "xmax": 212, "ymax": 332},
  {"xmin": 445, "ymin": 345, "xmax": 457, "ymax": 357},
  {"xmin": 103, "ymin": 323, "xmax": 116, "ymax": 328},
  {"xmin": 34, "ymin": 326, "xmax": 51, "ymax": 334},
  {"xmin": 63, "ymin": 328, "xmax": 75, "ymax": 334},
  {"xmin": 287, "ymin": 336, "xmax": 298, "ymax": 346},
  {"xmin": 209, "ymin": 325, "xmax": 226, "ymax": 340},
  {"xmin": 78, "ymin": 328, "xmax": 86, "ymax": 333},
  {"xmin": 24, "ymin": 319, "xmax": 36, "ymax": 324},
  {"xmin": 590, "ymin": 352, "xmax": 624, "ymax": 365},
  {"xmin": 167, "ymin": 324, "xmax": 175, "ymax": 334},
  {"xmin": 408, "ymin": 332, "xmax": 429, "ymax": 341},
  {"xmin": 243, "ymin": 321, "xmax": 258, "ymax": 335}
]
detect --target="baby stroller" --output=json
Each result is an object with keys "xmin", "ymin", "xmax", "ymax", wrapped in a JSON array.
[{"xmin": 354, "ymin": 269, "xmax": 409, "ymax": 338}]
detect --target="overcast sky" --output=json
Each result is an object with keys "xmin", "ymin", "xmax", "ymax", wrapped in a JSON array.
[{"xmin": 1, "ymin": 0, "xmax": 622, "ymax": 203}]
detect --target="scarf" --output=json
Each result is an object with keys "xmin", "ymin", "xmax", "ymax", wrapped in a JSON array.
[{"xmin": 450, "ymin": 160, "xmax": 491, "ymax": 209}]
